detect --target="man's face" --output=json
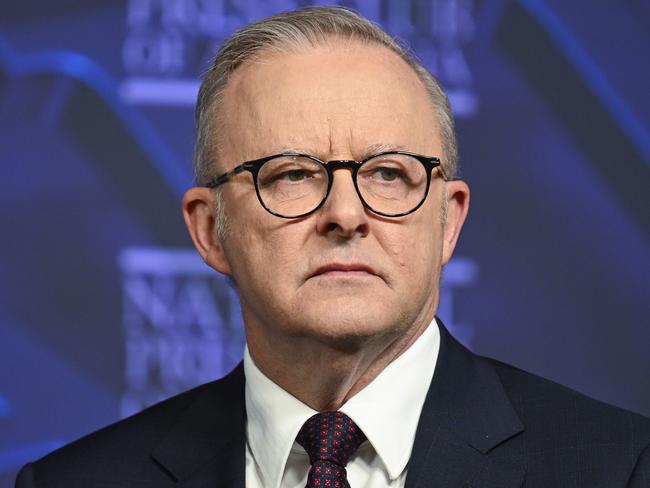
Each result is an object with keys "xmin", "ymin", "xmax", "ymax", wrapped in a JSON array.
[{"xmin": 189, "ymin": 41, "xmax": 468, "ymax": 351}]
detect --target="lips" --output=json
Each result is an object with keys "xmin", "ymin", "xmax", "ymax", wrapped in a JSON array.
[{"xmin": 311, "ymin": 263, "xmax": 378, "ymax": 278}]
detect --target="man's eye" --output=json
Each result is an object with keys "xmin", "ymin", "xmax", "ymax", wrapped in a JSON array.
[
  {"xmin": 278, "ymin": 169, "xmax": 311, "ymax": 182},
  {"xmin": 372, "ymin": 166, "xmax": 403, "ymax": 181}
]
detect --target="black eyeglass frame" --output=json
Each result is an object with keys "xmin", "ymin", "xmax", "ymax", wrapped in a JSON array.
[{"xmin": 204, "ymin": 151, "xmax": 447, "ymax": 219}]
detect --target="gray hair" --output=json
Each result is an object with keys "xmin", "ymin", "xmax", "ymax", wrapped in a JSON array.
[{"xmin": 194, "ymin": 6, "xmax": 457, "ymax": 237}]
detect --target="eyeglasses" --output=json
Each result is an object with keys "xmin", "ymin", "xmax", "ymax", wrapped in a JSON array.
[{"xmin": 204, "ymin": 151, "xmax": 447, "ymax": 219}]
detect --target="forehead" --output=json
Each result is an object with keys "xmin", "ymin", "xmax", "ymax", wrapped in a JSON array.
[{"xmin": 217, "ymin": 40, "xmax": 440, "ymax": 166}]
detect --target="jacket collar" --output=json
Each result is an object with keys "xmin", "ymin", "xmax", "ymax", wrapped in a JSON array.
[
  {"xmin": 405, "ymin": 320, "xmax": 526, "ymax": 487},
  {"xmin": 151, "ymin": 364, "xmax": 246, "ymax": 488}
]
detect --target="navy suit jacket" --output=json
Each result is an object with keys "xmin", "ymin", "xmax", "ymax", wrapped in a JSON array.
[{"xmin": 16, "ymin": 323, "xmax": 650, "ymax": 487}]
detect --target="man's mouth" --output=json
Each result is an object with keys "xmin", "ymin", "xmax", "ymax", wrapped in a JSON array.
[{"xmin": 310, "ymin": 263, "xmax": 378, "ymax": 278}]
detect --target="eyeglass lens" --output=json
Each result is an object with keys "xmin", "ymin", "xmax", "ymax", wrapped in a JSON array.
[{"xmin": 256, "ymin": 153, "xmax": 428, "ymax": 217}]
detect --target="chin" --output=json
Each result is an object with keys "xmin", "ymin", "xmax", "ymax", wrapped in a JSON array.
[{"xmin": 289, "ymin": 307, "xmax": 407, "ymax": 352}]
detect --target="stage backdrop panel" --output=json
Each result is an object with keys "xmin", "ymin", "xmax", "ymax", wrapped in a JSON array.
[{"xmin": 1, "ymin": 1, "xmax": 649, "ymax": 485}]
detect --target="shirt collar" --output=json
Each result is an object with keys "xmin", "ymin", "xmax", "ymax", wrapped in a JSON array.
[
  {"xmin": 340, "ymin": 320, "xmax": 439, "ymax": 480},
  {"xmin": 244, "ymin": 348, "xmax": 317, "ymax": 488},
  {"xmin": 244, "ymin": 318, "xmax": 440, "ymax": 487}
]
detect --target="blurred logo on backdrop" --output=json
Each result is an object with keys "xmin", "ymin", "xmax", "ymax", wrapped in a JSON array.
[
  {"xmin": 119, "ymin": 0, "xmax": 478, "ymax": 116},
  {"xmin": 118, "ymin": 247, "xmax": 245, "ymax": 417},
  {"xmin": 118, "ymin": 247, "xmax": 478, "ymax": 415}
]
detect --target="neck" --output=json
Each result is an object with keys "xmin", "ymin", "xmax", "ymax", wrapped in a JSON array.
[{"xmin": 245, "ymin": 312, "xmax": 434, "ymax": 411}]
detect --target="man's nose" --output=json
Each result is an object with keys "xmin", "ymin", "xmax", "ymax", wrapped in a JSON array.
[{"xmin": 315, "ymin": 169, "xmax": 370, "ymax": 238}]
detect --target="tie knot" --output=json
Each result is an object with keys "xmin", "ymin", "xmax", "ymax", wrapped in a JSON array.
[{"xmin": 297, "ymin": 411, "xmax": 367, "ymax": 468}]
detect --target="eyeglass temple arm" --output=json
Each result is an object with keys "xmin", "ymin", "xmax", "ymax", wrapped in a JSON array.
[
  {"xmin": 205, "ymin": 164, "xmax": 251, "ymax": 188},
  {"xmin": 437, "ymin": 164, "xmax": 449, "ymax": 181}
]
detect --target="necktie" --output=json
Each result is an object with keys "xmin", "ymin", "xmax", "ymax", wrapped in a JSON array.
[{"xmin": 296, "ymin": 411, "xmax": 367, "ymax": 488}]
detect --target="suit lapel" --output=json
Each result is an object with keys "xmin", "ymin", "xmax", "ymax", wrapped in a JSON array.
[
  {"xmin": 405, "ymin": 321, "xmax": 526, "ymax": 488},
  {"xmin": 151, "ymin": 364, "xmax": 246, "ymax": 488}
]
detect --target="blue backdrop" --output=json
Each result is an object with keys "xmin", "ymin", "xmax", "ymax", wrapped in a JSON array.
[{"xmin": 1, "ymin": 1, "xmax": 649, "ymax": 484}]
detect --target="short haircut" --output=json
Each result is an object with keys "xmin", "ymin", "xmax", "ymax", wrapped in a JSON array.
[{"xmin": 193, "ymin": 6, "xmax": 458, "ymax": 187}]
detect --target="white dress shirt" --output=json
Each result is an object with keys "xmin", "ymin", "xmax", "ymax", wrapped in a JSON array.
[{"xmin": 244, "ymin": 318, "xmax": 440, "ymax": 488}]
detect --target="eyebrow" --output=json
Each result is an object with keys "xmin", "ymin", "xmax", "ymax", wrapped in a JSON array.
[
  {"xmin": 363, "ymin": 143, "xmax": 409, "ymax": 155},
  {"xmin": 275, "ymin": 146, "xmax": 314, "ymax": 155},
  {"xmin": 274, "ymin": 143, "xmax": 410, "ymax": 159}
]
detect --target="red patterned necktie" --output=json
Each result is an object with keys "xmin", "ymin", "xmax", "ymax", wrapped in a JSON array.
[{"xmin": 296, "ymin": 411, "xmax": 367, "ymax": 488}]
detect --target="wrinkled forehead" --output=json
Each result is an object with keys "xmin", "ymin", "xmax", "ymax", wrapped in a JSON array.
[{"xmin": 214, "ymin": 40, "xmax": 440, "ymax": 168}]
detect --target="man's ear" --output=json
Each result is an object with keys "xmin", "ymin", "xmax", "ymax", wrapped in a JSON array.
[
  {"xmin": 182, "ymin": 187, "xmax": 232, "ymax": 275},
  {"xmin": 441, "ymin": 180, "xmax": 470, "ymax": 265}
]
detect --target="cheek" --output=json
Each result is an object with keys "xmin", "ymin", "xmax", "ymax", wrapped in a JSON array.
[
  {"xmin": 387, "ymin": 238, "xmax": 410, "ymax": 270},
  {"xmin": 230, "ymin": 212, "xmax": 309, "ymax": 277},
  {"xmin": 382, "ymin": 221, "xmax": 443, "ymax": 278}
]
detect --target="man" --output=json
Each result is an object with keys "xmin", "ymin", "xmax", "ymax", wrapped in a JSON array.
[{"xmin": 16, "ymin": 6, "xmax": 650, "ymax": 487}]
